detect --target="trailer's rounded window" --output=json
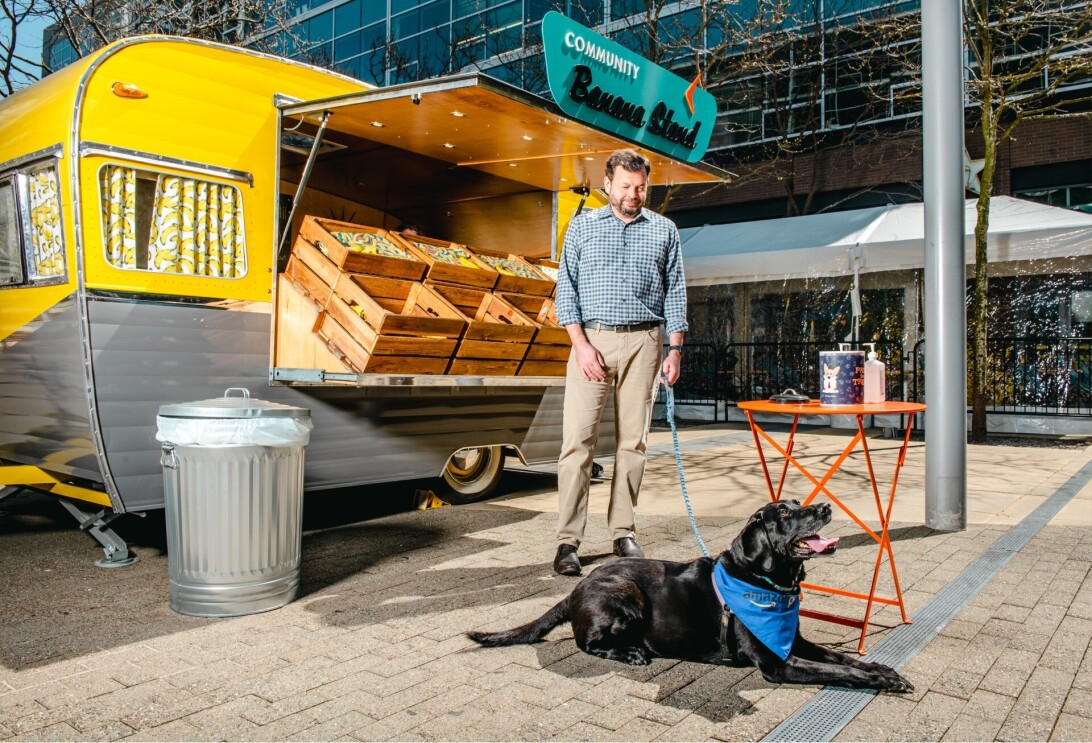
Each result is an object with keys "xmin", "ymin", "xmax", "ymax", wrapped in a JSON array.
[
  {"xmin": 0, "ymin": 181, "xmax": 20, "ymax": 285},
  {"xmin": 0, "ymin": 159, "xmax": 66, "ymax": 287},
  {"xmin": 99, "ymin": 164, "xmax": 247, "ymax": 278}
]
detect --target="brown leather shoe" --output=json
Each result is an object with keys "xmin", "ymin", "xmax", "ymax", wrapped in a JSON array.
[
  {"xmin": 553, "ymin": 544, "xmax": 581, "ymax": 576},
  {"xmin": 613, "ymin": 537, "xmax": 644, "ymax": 558}
]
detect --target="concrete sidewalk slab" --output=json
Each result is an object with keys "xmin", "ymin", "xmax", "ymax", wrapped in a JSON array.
[
  {"xmin": 0, "ymin": 423, "xmax": 1088, "ymax": 742},
  {"xmin": 503, "ymin": 423, "xmax": 1092, "ymax": 528}
]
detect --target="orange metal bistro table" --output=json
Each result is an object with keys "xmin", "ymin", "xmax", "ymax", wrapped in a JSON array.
[{"xmin": 736, "ymin": 399, "xmax": 927, "ymax": 653}]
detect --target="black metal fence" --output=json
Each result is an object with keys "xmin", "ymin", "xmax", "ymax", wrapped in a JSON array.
[
  {"xmin": 911, "ymin": 337, "xmax": 1092, "ymax": 416},
  {"xmin": 659, "ymin": 337, "xmax": 1092, "ymax": 419}
]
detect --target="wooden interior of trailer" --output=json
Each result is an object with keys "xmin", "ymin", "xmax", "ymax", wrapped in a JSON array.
[{"xmin": 272, "ymin": 75, "xmax": 726, "ymax": 379}]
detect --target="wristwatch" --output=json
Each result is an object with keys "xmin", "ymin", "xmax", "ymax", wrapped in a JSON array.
[{"xmin": 668, "ymin": 344, "xmax": 683, "ymax": 356}]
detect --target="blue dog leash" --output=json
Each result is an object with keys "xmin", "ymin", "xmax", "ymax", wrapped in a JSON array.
[
  {"xmin": 665, "ymin": 381, "xmax": 803, "ymax": 660},
  {"xmin": 661, "ymin": 380, "xmax": 735, "ymax": 655},
  {"xmin": 660, "ymin": 376, "xmax": 710, "ymax": 558},
  {"xmin": 661, "ymin": 385, "xmax": 801, "ymax": 660}
]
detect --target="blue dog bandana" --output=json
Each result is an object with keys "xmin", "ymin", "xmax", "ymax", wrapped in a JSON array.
[{"xmin": 712, "ymin": 562, "xmax": 800, "ymax": 660}]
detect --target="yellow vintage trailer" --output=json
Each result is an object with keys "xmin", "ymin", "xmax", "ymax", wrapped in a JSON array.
[{"xmin": 0, "ymin": 37, "xmax": 724, "ymax": 563}]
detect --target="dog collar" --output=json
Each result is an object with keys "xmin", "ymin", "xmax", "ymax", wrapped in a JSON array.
[
  {"xmin": 752, "ymin": 573, "xmax": 800, "ymax": 594},
  {"xmin": 713, "ymin": 562, "xmax": 800, "ymax": 660}
]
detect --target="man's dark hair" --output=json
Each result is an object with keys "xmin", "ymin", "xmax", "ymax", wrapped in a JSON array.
[{"xmin": 605, "ymin": 149, "xmax": 651, "ymax": 180}]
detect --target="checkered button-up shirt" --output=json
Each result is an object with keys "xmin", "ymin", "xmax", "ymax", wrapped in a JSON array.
[{"xmin": 555, "ymin": 205, "xmax": 688, "ymax": 334}]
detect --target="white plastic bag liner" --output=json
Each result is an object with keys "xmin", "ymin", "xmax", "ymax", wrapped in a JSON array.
[
  {"xmin": 156, "ymin": 415, "xmax": 312, "ymax": 447},
  {"xmin": 156, "ymin": 388, "xmax": 312, "ymax": 448}
]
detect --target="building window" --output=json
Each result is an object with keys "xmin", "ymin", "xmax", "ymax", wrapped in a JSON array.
[
  {"xmin": 1012, "ymin": 159, "xmax": 1092, "ymax": 213},
  {"xmin": 334, "ymin": 28, "xmax": 362, "ymax": 61},
  {"xmin": 1014, "ymin": 184, "xmax": 1092, "ymax": 213},
  {"xmin": 99, "ymin": 164, "xmax": 247, "ymax": 278},
  {"xmin": 334, "ymin": 0, "xmax": 361, "ymax": 30},
  {"xmin": 0, "ymin": 160, "xmax": 67, "ymax": 288}
]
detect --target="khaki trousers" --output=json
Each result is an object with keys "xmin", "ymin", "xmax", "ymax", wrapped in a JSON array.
[{"xmin": 557, "ymin": 326, "xmax": 663, "ymax": 547}]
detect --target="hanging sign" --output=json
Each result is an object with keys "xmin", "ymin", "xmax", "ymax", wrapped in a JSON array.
[{"xmin": 541, "ymin": 11, "xmax": 716, "ymax": 163}]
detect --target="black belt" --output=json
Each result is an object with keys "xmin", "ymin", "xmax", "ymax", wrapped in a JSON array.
[{"xmin": 584, "ymin": 321, "xmax": 659, "ymax": 332}]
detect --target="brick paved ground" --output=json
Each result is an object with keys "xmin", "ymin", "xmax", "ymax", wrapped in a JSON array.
[{"xmin": 0, "ymin": 428, "xmax": 1088, "ymax": 741}]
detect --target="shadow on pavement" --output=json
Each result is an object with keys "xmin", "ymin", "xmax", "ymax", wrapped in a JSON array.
[
  {"xmin": 523, "ymin": 636, "xmax": 767, "ymax": 724},
  {"xmin": 827, "ymin": 524, "xmax": 934, "ymax": 550},
  {"xmin": 0, "ymin": 473, "xmax": 541, "ymax": 672}
]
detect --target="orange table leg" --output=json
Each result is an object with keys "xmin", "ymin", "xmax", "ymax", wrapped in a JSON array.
[
  {"xmin": 743, "ymin": 411, "xmax": 917, "ymax": 654},
  {"xmin": 746, "ymin": 411, "xmax": 802, "ymax": 502},
  {"xmin": 774, "ymin": 416, "xmax": 801, "ymax": 501},
  {"xmin": 887, "ymin": 417, "xmax": 917, "ymax": 624},
  {"xmin": 851, "ymin": 414, "xmax": 908, "ymax": 653},
  {"xmin": 746, "ymin": 410, "xmax": 779, "ymax": 501},
  {"xmin": 828, "ymin": 414, "xmax": 915, "ymax": 652},
  {"xmin": 750, "ymin": 422, "xmax": 880, "ymax": 541}
]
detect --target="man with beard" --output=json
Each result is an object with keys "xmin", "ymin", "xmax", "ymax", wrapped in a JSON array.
[{"xmin": 552, "ymin": 148, "xmax": 687, "ymax": 576}]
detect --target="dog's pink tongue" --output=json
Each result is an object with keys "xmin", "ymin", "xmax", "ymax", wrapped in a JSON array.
[{"xmin": 804, "ymin": 534, "xmax": 839, "ymax": 552}]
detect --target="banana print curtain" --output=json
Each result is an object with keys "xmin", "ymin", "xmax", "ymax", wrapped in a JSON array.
[
  {"xmin": 148, "ymin": 175, "xmax": 245, "ymax": 277},
  {"xmin": 27, "ymin": 166, "xmax": 64, "ymax": 277},
  {"xmin": 101, "ymin": 165, "xmax": 137, "ymax": 269}
]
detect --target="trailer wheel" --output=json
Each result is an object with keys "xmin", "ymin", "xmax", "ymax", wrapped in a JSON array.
[{"xmin": 438, "ymin": 446, "xmax": 505, "ymax": 504}]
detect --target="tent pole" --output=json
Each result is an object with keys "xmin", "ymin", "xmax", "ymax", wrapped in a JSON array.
[
  {"xmin": 850, "ymin": 246, "xmax": 862, "ymax": 344},
  {"xmin": 922, "ymin": 0, "xmax": 967, "ymax": 530}
]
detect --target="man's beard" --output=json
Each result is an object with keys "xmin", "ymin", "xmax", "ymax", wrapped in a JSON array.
[{"xmin": 612, "ymin": 195, "xmax": 643, "ymax": 218}]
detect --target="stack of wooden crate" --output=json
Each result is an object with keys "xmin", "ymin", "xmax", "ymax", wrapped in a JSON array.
[{"xmin": 277, "ymin": 215, "xmax": 569, "ymax": 376}]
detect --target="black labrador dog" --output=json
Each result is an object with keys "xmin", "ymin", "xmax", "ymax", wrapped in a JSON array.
[{"xmin": 467, "ymin": 500, "xmax": 912, "ymax": 692}]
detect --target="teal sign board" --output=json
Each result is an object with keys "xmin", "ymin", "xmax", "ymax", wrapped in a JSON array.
[{"xmin": 541, "ymin": 11, "xmax": 716, "ymax": 163}]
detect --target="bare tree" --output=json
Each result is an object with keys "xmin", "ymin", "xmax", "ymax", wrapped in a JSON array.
[
  {"xmin": 963, "ymin": 0, "xmax": 1092, "ymax": 441},
  {"xmin": 681, "ymin": 0, "xmax": 923, "ymax": 217},
  {"xmin": 1, "ymin": 0, "xmax": 310, "ymax": 96},
  {"xmin": 665, "ymin": 0, "xmax": 1091, "ymax": 430},
  {"xmin": 1, "ymin": 0, "xmax": 49, "ymax": 97}
]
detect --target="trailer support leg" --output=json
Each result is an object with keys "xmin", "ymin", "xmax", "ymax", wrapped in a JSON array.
[
  {"xmin": 57, "ymin": 499, "xmax": 140, "ymax": 568},
  {"xmin": 0, "ymin": 485, "xmax": 22, "ymax": 517}
]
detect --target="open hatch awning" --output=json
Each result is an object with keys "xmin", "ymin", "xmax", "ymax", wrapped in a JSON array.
[{"xmin": 279, "ymin": 73, "xmax": 730, "ymax": 193}]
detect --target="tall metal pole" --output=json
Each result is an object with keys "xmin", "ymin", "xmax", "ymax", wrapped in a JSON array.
[{"xmin": 922, "ymin": 0, "xmax": 967, "ymax": 530}]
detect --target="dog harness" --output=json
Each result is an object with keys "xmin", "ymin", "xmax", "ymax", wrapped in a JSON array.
[{"xmin": 712, "ymin": 562, "xmax": 801, "ymax": 660}]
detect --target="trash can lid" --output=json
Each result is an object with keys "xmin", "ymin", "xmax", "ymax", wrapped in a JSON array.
[{"xmin": 158, "ymin": 388, "xmax": 310, "ymax": 419}]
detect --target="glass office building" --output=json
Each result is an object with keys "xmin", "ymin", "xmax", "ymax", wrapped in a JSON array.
[
  {"xmin": 39, "ymin": 1, "xmax": 1088, "ymax": 211},
  {"xmin": 272, "ymin": 1, "xmax": 1088, "ymax": 215},
  {"xmin": 279, "ymin": 2, "xmax": 926, "ymax": 151},
  {"xmin": 283, "ymin": 1, "xmax": 602, "ymax": 88}
]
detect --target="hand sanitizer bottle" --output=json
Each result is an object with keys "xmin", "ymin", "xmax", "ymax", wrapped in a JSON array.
[{"xmin": 863, "ymin": 344, "xmax": 886, "ymax": 403}]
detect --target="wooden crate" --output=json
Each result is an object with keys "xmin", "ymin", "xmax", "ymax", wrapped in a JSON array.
[
  {"xmin": 393, "ymin": 233, "xmax": 498, "ymax": 290},
  {"xmin": 273, "ymin": 275, "xmax": 348, "ymax": 373},
  {"xmin": 517, "ymin": 359, "xmax": 569, "ymax": 376},
  {"xmin": 313, "ymin": 274, "xmax": 465, "ymax": 374},
  {"xmin": 469, "ymin": 247, "xmax": 555, "ymax": 297},
  {"xmin": 498, "ymin": 294, "xmax": 570, "ymax": 346},
  {"xmin": 526, "ymin": 257, "xmax": 560, "ymax": 281},
  {"xmin": 499, "ymin": 293, "xmax": 571, "ymax": 377},
  {"xmin": 526, "ymin": 257, "xmax": 559, "ymax": 297},
  {"xmin": 298, "ymin": 216, "xmax": 425, "ymax": 281},
  {"xmin": 292, "ymin": 235, "xmax": 343, "ymax": 289},
  {"xmin": 285, "ymin": 237, "xmax": 338, "ymax": 305},
  {"xmin": 426, "ymin": 282, "xmax": 537, "ymax": 375}
]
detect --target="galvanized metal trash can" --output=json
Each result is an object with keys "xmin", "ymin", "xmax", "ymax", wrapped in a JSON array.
[{"xmin": 156, "ymin": 388, "xmax": 312, "ymax": 617}]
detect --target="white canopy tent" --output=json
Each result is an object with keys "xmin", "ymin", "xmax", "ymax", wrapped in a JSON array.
[{"xmin": 680, "ymin": 196, "xmax": 1092, "ymax": 287}]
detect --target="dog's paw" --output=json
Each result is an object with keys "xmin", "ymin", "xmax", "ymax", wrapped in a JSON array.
[
  {"xmin": 881, "ymin": 673, "xmax": 914, "ymax": 693},
  {"xmin": 615, "ymin": 647, "xmax": 652, "ymax": 666},
  {"xmin": 587, "ymin": 645, "xmax": 651, "ymax": 666},
  {"xmin": 860, "ymin": 660, "xmax": 897, "ymax": 674},
  {"xmin": 862, "ymin": 662, "xmax": 913, "ymax": 691}
]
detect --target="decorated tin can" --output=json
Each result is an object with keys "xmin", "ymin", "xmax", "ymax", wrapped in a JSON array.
[{"xmin": 818, "ymin": 346, "xmax": 865, "ymax": 405}]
